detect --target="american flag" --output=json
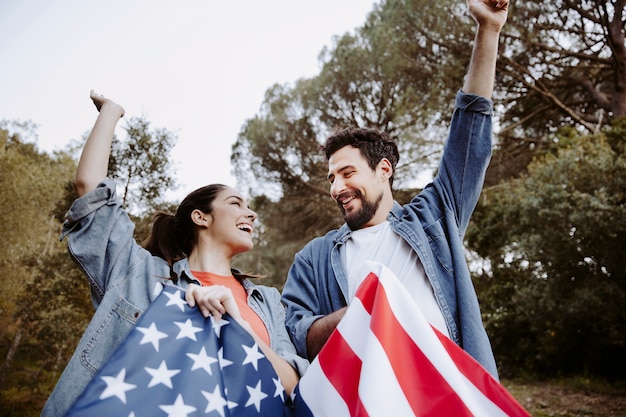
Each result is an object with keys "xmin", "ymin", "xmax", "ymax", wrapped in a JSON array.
[
  {"xmin": 65, "ymin": 284, "xmax": 290, "ymax": 417},
  {"xmin": 292, "ymin": 261, "xmax": 531, "ymax": 417}
]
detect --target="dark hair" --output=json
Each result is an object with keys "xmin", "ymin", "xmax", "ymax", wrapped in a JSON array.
[
  {"xmin": 321, "ymin": 127, "xmax": 400, "ymax": 188},
  {"xmin": 142, "ymin": 184, "xmax": 228, "ymax": 268}
]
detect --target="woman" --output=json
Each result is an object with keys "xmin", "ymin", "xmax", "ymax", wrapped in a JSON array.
[{"xmin": 41, "ymin": 91, "xmax": 307, "ymax": 417}]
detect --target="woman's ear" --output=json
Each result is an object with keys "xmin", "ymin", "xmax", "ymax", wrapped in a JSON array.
[{"xmin": 191, "ymin": 209, "xmax": 211, "ymax": 227}]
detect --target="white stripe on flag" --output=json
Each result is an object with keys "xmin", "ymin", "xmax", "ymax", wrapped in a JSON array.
[
  {"xmin": 372, "ymin": 263, "xmax": 510, "ymax": 417},
  {"xmin": 337, "ymin": 297, "xmax": 416, "ymax": 416},
  {"xmin": 297, "ymin": 359, "xmax": 350, "ymax": 416}
]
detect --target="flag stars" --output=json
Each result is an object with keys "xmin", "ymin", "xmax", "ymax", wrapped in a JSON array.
[
  {"xmin": 145, "ymin": 360, "xmax": 180, "ymax": 388},
  {"xmin": 217, "ymin": 347, "xmax": 233, "ymax": 370},
  {"xmin": 186, "ymin": 346, "xmax": 218, "ymax": 375},
  {"xmin": 201, "ymin": 385, "xmax": 229, "ymax": 417},
  {"xmin": 210, "ymin": 315, "xmax": 230, "ymax": 337},
  {"xmin": 159, "ymin": 393, "xmax": 197, "ymax": 417},
  {"xmin": 163, "ymin": 289, "xmax": 187, "ymax": 312},
  {"xmin": 245, "ymin": 380, "xmax": 268, "ymax": 412},
  {"xmin": 273, "ymin": 377, "xmax": 285, "ymax": 401},
  {"xmin": 99, "ymin": 368, "xmax": 136, "ymax": 404},
  {"xmin": 174, "ymin": 318, "xmax": 203, "ymax": 341},
  {"xmin": 242, "ymin": 342, "xmax": 265, "ymax": 371},
  {"xmin": 136, "ymin": 322, "xmax": 168, "ymax": 352}
]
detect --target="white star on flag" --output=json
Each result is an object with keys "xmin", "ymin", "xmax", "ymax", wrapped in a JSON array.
[
  {"xmin": 99, "ymin": 369, "xmax": 136, "ymax": 404},
  {"xmin": 174, "ymin": 318, "xmax": 202, "ymax": 341},
  {"xmin": 218, "ymin": 347, "xmax": 233, "ymax": 369},
  {"xmin": 163, "ymin": 289, "xmax": 187, "ymax": 312},
  {"xmin": 245, "ymin": 380, "xmax": 268, "ymax": 412},
  {"xmin": 151, "ymin": 282, "xmax": 164, "ymax": 299},
  {"xmin": 210, "ymin": 315, "xmax": 229, "ymax": 337},
  {"xmin": 272, "ymin": 377, "xmax": 284, "ymax": 401},
  {"xmin": 158, "ymin": 393, "xmax": 196, "ymax": 417},
  {"xmin": 200, "ymin": 385, "xmax": 229, "ymax": 417},
  {"xmin": 186, "ymin": 346, "xmax": 218, "ymax": 375},
  {"xmin": 145, "ymin": 360, "xmax": 180, "ymax": 388},
  {"xmin": 136, "ymin": 322, "xmax": 168, "ymax": 352},
  {"xmin": 241, "ymin": 343, "xmax": 264, "ymax": 371}
]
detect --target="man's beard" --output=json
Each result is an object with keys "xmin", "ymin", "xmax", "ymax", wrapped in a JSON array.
[{"xmin": 339, "ymin": 190, "xmax": 383, "ymax": 230}]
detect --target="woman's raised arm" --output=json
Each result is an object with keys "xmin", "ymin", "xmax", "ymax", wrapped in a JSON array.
[{"xmin": 74, "ymin": 90, "xmax": 125, "ymax": 196}]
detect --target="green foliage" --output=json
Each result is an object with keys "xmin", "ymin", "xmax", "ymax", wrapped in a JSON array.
[
  {"xmin": 468, "ymin": 125, "xmax": 626, "ymax": 378},
  {"xmin": 0, "ymin": 114, "xmax": 178, "ymax": 413},
  {"xmin": 0, "ymin": 122, "xmax": 79, "ymax": 412},
  {"xmin": 108, "ymin": 116, "xmax": 178, "ymax": 214},
  {"xmin": 15, "ymin": 248, "xmax": 92, "ymax": 394}
]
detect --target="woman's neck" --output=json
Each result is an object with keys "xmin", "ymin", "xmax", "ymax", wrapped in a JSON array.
[{"xmin": 187, "ymin": 245, "xmax": 232, "ymax": 276}]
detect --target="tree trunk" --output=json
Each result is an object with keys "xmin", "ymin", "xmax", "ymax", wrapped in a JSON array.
[{"xmin": 0, "ymin": 326, "xmax": 23, "ymax": 388}]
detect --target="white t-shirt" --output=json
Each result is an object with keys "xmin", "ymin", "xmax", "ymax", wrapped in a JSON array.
[{"xmin": 341, "ymin": 220, "xmax": 450, "ymax": 337}]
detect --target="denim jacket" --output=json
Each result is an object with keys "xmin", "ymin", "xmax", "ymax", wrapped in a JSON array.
[
  {"xmin": 42, "ymin": 180, "xmax": 308, "ymax": 417},
  {"xmin": 281, "ymin": 91, "xmax": 499, "ymax": 378}
]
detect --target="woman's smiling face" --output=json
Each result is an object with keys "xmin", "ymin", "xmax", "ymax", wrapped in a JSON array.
[{"xmin": 205, "ymin": 187, "xmax": 257, "ymax": 254}]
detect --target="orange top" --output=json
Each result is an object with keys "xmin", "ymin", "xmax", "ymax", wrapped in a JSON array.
[{"xmin": 191, "ymin": 271, "xmax": 270, "ymax": 346}]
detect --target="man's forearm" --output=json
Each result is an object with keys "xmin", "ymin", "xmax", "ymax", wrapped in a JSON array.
[{"xmin": 305, "ymin": 307, "xmax": 348, "ymax": 361}]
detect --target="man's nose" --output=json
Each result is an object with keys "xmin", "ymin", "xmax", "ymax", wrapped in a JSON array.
[{"xmin": 330, "ymin": 177, "xmax": 346, "ymax": 198}]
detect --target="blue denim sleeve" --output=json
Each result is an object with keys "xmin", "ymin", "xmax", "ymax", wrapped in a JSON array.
[
  {"xmin": 60, "ymin": 179, "xmax": 148, "ymax": 304},
  {"xmin": 260, "ymin": 286, "xmax": 310, "ymax": 376},
  {"xmin": 433, "ymin": 91, "xmax": 493, "ymax": 235},
  {"xmin": 282, "ymin": 247, "xmax": 328, "ymax": 360}
]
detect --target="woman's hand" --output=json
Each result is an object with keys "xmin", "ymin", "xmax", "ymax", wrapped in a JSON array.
[
  {"xmin": 90, "ymin": 89, "xmax": 125, "ymax": 117},
  {"xmin": 185, "ymin": 283, "xmax": 242, "ymax": 321}
]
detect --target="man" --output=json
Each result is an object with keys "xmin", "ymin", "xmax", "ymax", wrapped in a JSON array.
[{"xmin": 281, "ymin": 0, "xmax": 508, "ymax": 378}]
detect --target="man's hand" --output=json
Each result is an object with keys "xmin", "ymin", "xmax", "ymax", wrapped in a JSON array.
[{"xmin": 467, "ymin": 0, "xmax": 509, "ymax": 32}]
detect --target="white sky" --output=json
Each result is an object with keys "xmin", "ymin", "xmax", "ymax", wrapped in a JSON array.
[{"xmin": 0, "ymin": 0, "xmax": 377, "ymax": 200}]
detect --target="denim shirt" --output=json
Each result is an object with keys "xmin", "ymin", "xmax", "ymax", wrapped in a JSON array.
[
  {"xmin": 42, "ymin": 180, "xmax": 308, "ymax": 417},
  {"xmin": 281, "ymin": 91, "xmax": 499, "ymax": 379}
]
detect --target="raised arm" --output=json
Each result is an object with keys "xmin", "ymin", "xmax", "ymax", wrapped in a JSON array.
[
  {"xmin": 74, "ymin": 90, "xmax": 125, "ymax": 197},
  {"xmin": 462, "ymin": 0, "xmax": 509, "ymax": 98}
]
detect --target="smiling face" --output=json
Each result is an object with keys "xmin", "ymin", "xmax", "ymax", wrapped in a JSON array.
[
  {"xmin": 201, "ymin": 187, "xmax": 257, "ymax": 255},
  {"xmin": 327, "ymin": 146, "xmax": 393, "ymax": 230}
]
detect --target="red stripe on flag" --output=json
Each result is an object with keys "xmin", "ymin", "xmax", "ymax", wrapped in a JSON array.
[
  {"xmin": 433, "ymin": 329, "xmax": 530, "ymax": 417},
  {"xmin": 318, "ymin": 330, "xmax": 370, "ymax": 417},
  {"xmin": 359, "ymin": 275, "xmax": 474, "ymax": 416}
]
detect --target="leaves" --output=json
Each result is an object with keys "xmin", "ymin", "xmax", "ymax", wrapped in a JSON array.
[
  {"xmin": 468, "ymin": 125, "xmax": 626, "ymax": 377},
  {"xmin": 108, "ymin": 116, "xmax": 178, "ymax": 214}
]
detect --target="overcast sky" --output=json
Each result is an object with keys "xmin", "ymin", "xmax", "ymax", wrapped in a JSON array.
[{"xmin": 0, "ymin": 0, "xmax": 377, "ymax": 200}]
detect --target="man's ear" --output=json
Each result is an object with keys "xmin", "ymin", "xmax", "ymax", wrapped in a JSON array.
[
  {"xmin": 191, "ymin": 209, "xmax": 211, "ymax": 227},
  {"xmin": 378, "ymin": 158, "xmax": 393, "ymax": 182}
]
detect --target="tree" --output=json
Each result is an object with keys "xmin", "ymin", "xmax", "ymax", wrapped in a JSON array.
[
  {"xmin": 0, "ymin": 122, "xmax": 78, "ymax": 411},
  {"xmin": 467, "ymin": 123, "xmax": 626, "ymax": 378},
  {"xmin": 108, "ymin": 116, "xmax": 178, "ymax": 214},
  {"xmin": 488, "ymin": 0, "xmax": 626, "ymax": 183}
]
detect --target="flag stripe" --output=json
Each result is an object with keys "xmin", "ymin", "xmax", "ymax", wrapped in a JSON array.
[
  {"xmin": 295, "ymin": 362, "xmax": 349, "ymax": 416},
  {"xmin": 293, "ymin": 262, "xmax": 531, "ymax": 417},
  {"xmin": 359, "ymin": 273, "xmax": 475, "ymax": 417},
  {"xmin": 370, "ymin": 268, "xmax": 521, "ymax": 416},
  {"xmin": 337, "ymin": 298, "xmax": 418, "ymax": 416},
  {"xmin": 318, "ymin": 327, "xmax": 370, "ymax": 417},
  {"xmin": 433, "ymin": 328, "xmax": 529, "ymax": 417}
]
